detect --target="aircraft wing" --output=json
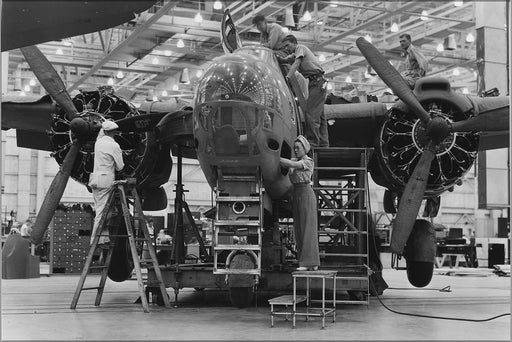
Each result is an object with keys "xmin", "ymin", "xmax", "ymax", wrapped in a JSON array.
[
  {"xmin": 324, "ymin": 102, "xmax": 388, "ymax": 148},
  {"xmin": 2, "ymin": 0, "xmax": 156, "ymax": 51},
  {"xmin": 468, "ymin": 96, "xmax": 510, "ymax": 151}
]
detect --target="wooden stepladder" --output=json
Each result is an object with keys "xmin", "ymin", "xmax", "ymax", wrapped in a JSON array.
[{"xmin": 70, "ymin": 179, "xmax": 170, "ymax": 312}]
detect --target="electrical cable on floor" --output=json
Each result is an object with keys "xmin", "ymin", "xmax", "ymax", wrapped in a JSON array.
[
  {"xmin": 370, "ymin": 278, "xmax": 510, "ymax": 322},
  {"xmin": 365, "ymin": 182, "xmax": 510, "ymax": 322}
]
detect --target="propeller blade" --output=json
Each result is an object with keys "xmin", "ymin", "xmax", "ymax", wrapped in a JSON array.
[
  {"xmin": 115, "ymin": 113, "xmax": 167, "ymax": 133},
  {"xmin": 30, "ymin": 142, "xmax": 80, "ymax": 244},
  {"xmin": 355, "ymin": 37, "xmax": 431, "ymax": 125},
  {"xmin": 452, "ymin": 105, "xmax": 509, "ymax": 132},
  {"xmin": 390, "ymin": 142, "xmax": 436, "ymax": 254},
  {"xmin": 20, "ymin": 46, "xmax": 79, "ymax": 120}
]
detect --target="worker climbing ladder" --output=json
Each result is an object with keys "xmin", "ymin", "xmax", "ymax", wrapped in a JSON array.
[
  {"xmin": 70, "ymin": 179, "xmax": 170, "ymax": 312},
  {"xmin": 313, "ymin": 147, "xmax": 371, "ymax": 304},
  {"xmin": 212, "ymin": 170, "xmax": 263, "ymax": 275}
]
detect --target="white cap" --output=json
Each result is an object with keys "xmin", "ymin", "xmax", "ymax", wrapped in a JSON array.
[{"xmin": 101, "ymin": 120, "xmax": 119, "ymax": 131}]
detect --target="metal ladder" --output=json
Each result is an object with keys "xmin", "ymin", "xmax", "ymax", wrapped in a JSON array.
[
  {"xmin": 313, "ymin": 147, "xmax": 371, "ymax": 305},
  {"xmin": 70, "ymin": 179, "xmax": 170, "ymax": 312},
  {"xmin": 212, "ymin": 172, "xmax": 263, "ymax": 275}
]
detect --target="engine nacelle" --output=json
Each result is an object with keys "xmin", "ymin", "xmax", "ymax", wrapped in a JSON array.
[{"xmin": 372, "ymin": 78, "xmax": 479, "ymax": 198}]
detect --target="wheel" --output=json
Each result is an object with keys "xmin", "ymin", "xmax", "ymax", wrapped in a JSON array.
[
  {"xmin": 229, "ymin": 287, "xmax": 254, "ymax": 308},
  {"xmin": 404, "ymin": 220, "xmax": 436, "ymax": 288}
]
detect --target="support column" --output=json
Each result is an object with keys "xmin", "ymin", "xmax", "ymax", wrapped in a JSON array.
[{"xmin": 475, "ymin": 1, "xmax": 510, "ymax": 237}]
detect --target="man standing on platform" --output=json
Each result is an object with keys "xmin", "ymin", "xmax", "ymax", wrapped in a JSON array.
[
  {"xmin": 253, "ymin": 15, "xmax": 288, "ymax": 58},
  {"xmin": 279, "ymin": 35, "xmax": 329, "ymax": 148},
  {"xmin": 88, "ymin": 120, "xmax": 124, "ymax": 246}
]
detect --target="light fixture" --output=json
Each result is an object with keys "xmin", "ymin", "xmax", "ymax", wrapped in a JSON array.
[
  {"xmin": 20, "ymin": 91, "xmax": 26, "ymax": 96},
  {"xmin": 319, "ymin": 54, "xmax": 326, "ymax": 62},
  {"xmin": 152, "ymin": 95, "xmax": 158, "ymax": 102},
  {"xmin": 329, "ymin": 3, "xmax": 338, "ymax": 7},
  {"xmin": 454, "ymin": 1, "xmax": 463, "ymax": 7},
  {"xmin": 345, "ymin": 75, "xmax": 352, "ymax": 83},
  {"xmin": 194, "ymin": 12, "xmax": 203, "ymax": 23},
  {"xmin": 116, "ymin": 70, "xmax": 124, "ymax": 78},
  {"xmin": 302, "ymin": 10, "xmax": 312, "ymax": 22},
  {"xmin": 162, "ymin": 90, "xmax": 168, "ymax": 97},
  {"xmin": 29, "ymin": 78, "xmax": 36, "ymax": 86},
  {"xmin": 466, "ymin": 32, "xmax": 475, "ymax": 42},
  {"xmin": 152, "ymin": 57, "xmax": 159, "ymax": 65},
  {"xmin": 164, "ymin": 50, "xmax": 172, "ymax": 56},
  {"xmin": 436, "ymin": 43, "xmax": 444, "ymax": 52},
  {"xmin": 281, "ymin": 27, "xmax": 290, "ymax": 34},
  {"xmin": 213, "ymin": 1, "xmax": 222, "ymax": 10},
  {"xmin": 107, "ymin": 77, "xmax": 114, "ymax": 86},
  {"xmin": 420, "ymin": 10, "xmax": 429, "ymax": 21},
  {"xmin": 443, "ymin": 34, "xmax": 457, "ymax": 50},
  {"xmin": 177, "ymin": 39, "xmax": 185, "ymax": 48},
  {"xmin": 462, "ymin": 88, "xmax": 469, "ymax": 94},
  {"xmin": 317, "ymin": 20, "xmax": 323, "ymax": 25},
  {"xmin": 364, "ymin": 71, "xmax": 371, "ymax": 79},
  {"xmin": 390, "ymin": 22, "xmax": 399, "ymax": 33},
  {"xmin": 56, "ymin": 48, "xmax": 63, "ymax": 55},
  {"xmin": 452, "ymin": 68, "xmax": 460, "ymax": 76},
  {"xmin": 180, "ymin": 68, "xmax": 190, "ymax": 84},
  {"xmin": 284, "ymin": 7, "xmax": 295, "ymax": 27},
  {"xmin": 24, "ymin": 85, "xmax": 31, "ymax": 92},
  {"xmin": 196, "ymin": 69, "xmax": 203, "ymax": 78},
  {"xmin": 364, "ymin": 34, "xmax": 372, "ymax": 43},
  {"xmin": 63, "ymin": 40, "xmax": 72, "ymax": 47},
  {"xmin": 172, "ymin": 84, "xmax": 179, "ymax": 91}
]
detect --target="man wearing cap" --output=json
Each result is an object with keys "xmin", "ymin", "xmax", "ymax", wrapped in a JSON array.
[
  {"xmin": 89, "ymin": 120, "xmax": 124, "ymax": 245},
  {"xmin": 279, "ymin": 34, "xmax": 329, "ymax": 148}
]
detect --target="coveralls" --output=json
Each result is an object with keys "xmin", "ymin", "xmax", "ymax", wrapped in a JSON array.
[
  {"xmin": 401, "ymin": 43, "xmax": 428, "ymax": 89},
  {"xmin": 289, "ymin": 155, "xmax": 320, "ymax": 268},
  {"xmin": 88, "ymin": 132, "xmax": 124, "ymax": 244}
]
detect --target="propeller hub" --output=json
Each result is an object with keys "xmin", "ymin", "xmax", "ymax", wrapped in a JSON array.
[{"xmin": 412, "ymin": 115, "xmax": 455, "ymax": 156}]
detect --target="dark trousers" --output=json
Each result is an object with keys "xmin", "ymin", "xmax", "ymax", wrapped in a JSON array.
[{"xmin": 305, "ymin": 77, "xmax": 329, "ymax": 147}]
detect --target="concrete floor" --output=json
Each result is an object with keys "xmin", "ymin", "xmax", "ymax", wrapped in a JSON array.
[{"xmin": 1, "ymin": 268, "xmax": 510, "ymax": 341}]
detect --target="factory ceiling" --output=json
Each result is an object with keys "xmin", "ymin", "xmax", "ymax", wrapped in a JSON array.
[{"xmin": 6, "ymin": 0, "xmax": 479, "ymax": 104}]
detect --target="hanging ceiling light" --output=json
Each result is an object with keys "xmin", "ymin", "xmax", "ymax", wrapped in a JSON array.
[
  {"xmin": 24, "ymin": 85, "xmax": 31, "ymax": 92},
  {"xmin": 107, "ymin": 77, "xmax": 114, "ymax": 86},
  {"xmin": 56, "ymin": 48, "xmax": 63, "ymax": 55},
  {"xmin": 281, "ymin": 27, "xmax": 290, "ymax": 34},
  {"xmin": 152, "ymin": 57, "xmax": 159, "ymax": 65},
  {"xmin": 302, "ymin": 10, "xmax": 312, "ymax": 22},
  {"xmin": 436, "ymin": 43, "xmax": 444, "ymax": 52},
  {"xmin": 180, "ymin": 68, "xmax": 190, "ymax": 84},
  {"xmin": 454, "ymin": 1, "xmax": 463, "ymax": 7},
  {"xmin": 443, "ymin": 34, "xmax": 457, "ymax": 50},
  {"xmin": 196, "ymin": 69, "xmax": 203, "ymax": 78},
  {"xmin": 462, "ymin": 88, "xmax": 469, "ymax": 94},
  {"xmin": 420, "ymin": 10, "xmax": 429, "ymax": 21},
  {"xmin": 345, "ymin": 75, "xmax": 352, "ymax": 83},
  {"xmin": 318, "ymin": 54, "xmax": 326, "ymax": 62},
  {"xmin": 329, "ymin": 3, "xmax": 338, "ymax": 7},
  {"xmin": 20, "ymin": 91, "xmax": 26, "ymax": 96},
  {"xmin": 452, "ymin": 68, "xmax": 460, "ymax": 76},
  {"xmin": 172, "ymin": 84, "xmax": 179, "ymax": 91},
  {"xmin": 152, "ymin": 95, "xmax": 158, "ymax": 102},
  {"xmin": 364, "ymin": 71, "xmax": 371, "ymax": 79},
  {"xmin": 116, "ymin": 70, "xmax": 124, "ymax": 79},
  {"xmin": 390, "ymin": 22, "xmax": 399, "ymax": 33},
  {"xmin": 177, "ymin": 39, "xmax": 185, "ymax": 48},
  {"xmin": 29, "ymin": 78, "xmax": 36, "ymax": 86},
  {"xmin": 194, "ymin": 12, "xmax": 203, "ymax": 23},
  {"xmin": 364, "ymin": 34, "xmax": 372, "ymax": 43},
  {"xmin": 162, "ymin": 90, "xmax": 168, "ymax": 97},
  {"xmin": 213, "ymin": 1, "xmax": 223, "ymax": 10},
  {"xmin": 466, "ymin": 32, "xmax": 475, "ymax": 42},
  {"xmin": 317, "ymin": 20, "xmax": 323, "ymax": 25},
  {"xmin": 164, "ymin": 50, "xmax": 172, "ymax": 56}
]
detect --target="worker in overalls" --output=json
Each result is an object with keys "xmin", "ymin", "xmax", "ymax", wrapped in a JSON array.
[
  {"xmin": 88, "ymin": 120, "xmax": 124, "ymax": 246},
  {"xmin": 280, "ymin": 135, "xmax": 320, "ymax": 271}
]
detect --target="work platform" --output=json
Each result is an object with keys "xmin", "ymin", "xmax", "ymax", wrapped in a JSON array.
[{"xmin": 151, "ymin": 147, "xmax": 372, "ymax": 306}]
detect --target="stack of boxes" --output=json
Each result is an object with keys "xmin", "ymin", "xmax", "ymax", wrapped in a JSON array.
[{"xmin": 51, "ymin": 205, "xmax": 96, "ymax": 274}]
